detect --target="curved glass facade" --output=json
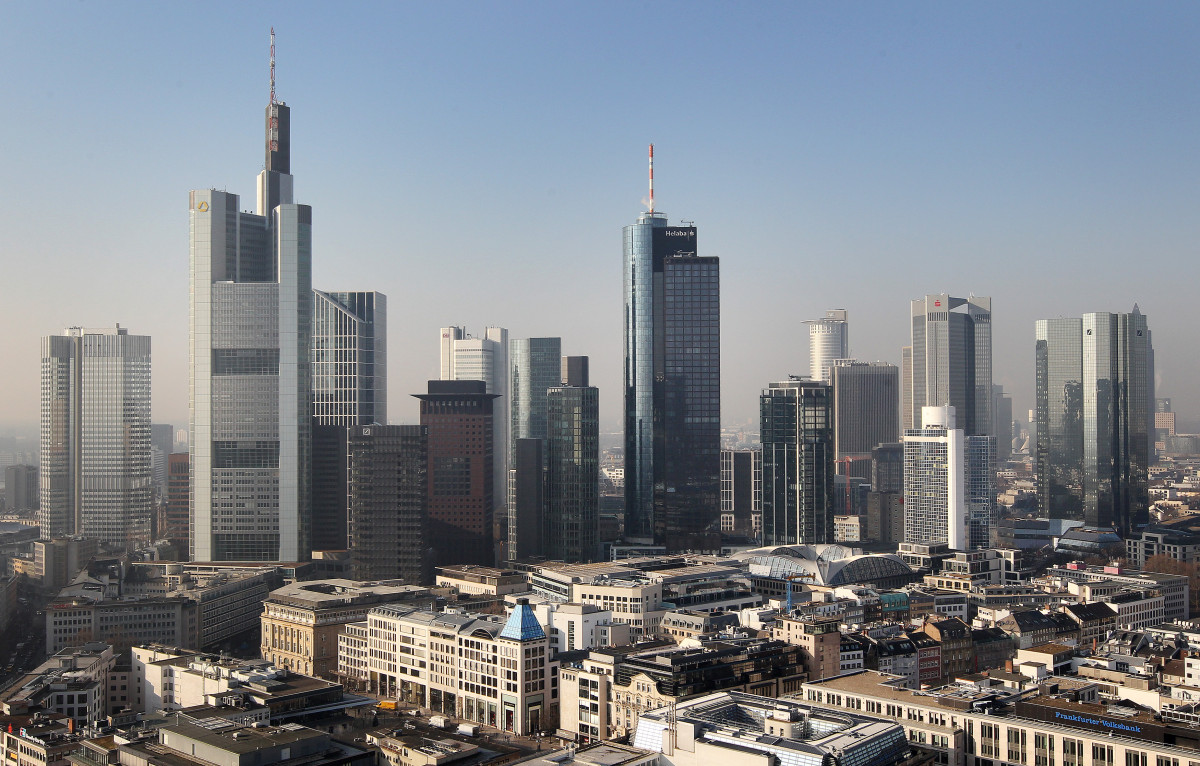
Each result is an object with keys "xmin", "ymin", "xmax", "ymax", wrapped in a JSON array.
[{"xmin": 623, "ymin": 212, "xmax": 720, "ymax": 547}]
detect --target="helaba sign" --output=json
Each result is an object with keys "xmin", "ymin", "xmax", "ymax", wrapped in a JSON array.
[
  {"xmin": 663, "ymin": 229, "xmax": 693, "ymax": 237},
  {"xmin": 1053, "ymin": 711, "xmax": 1143, "ymax": 734}
]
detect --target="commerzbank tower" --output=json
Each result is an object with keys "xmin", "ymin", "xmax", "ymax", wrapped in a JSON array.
[{"xmin": 188, "ymin": 31, "xmax": 312, "ymax": 562}]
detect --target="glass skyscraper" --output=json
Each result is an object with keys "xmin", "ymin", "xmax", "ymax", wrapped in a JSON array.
[
  {"xmin": 908, "ymin": 294, "xmax": 993, "ymax": 436},
  {"xmin": 1034, "ymin": 317, "xmax": 1084, "ymax": 520},
  {"xmin": 805, "ymin": 309, "xmax": 849, "ymax": 382},
  {"xmin": 760, "ymin": 379, "xmax": 833, "ymax": 546},
  {"xmin": 545, "ymin": 380, "xmax": 599, "ymax": 563},
  {"xmin": 510, "ymin": 337, "xmax": 562, "ymax": 450},
  {"xmin": 189, "ymin": 89, "xmax": 312, "ymax": 562},
  {"xmin": 1037, "ymin": 309, "xmax": 1151, "ymax": 535},
  {"xmin": 40, "ymin": 326, "xmax": 152, "ymax": 546},
  {"xmin": 623, "ymin": 212, "xmax": 720, "ymax": 549},
  {"xmin": 313, "ymin": 290, "xmax": 387, "ymax": 426}
]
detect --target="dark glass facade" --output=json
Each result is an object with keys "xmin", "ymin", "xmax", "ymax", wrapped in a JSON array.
[
  {"xmin": 545, "ymin": 385, "xmax": 600, "ymax": 562},
  {"xmin": 347, "ymin": 425, "xmax": 428, "ymax": 584},
  {"xmin": 1035, "ymin": 310, "xmax": 1151, "ymax": 535},
  {"xmin": 1035, "ymin": 318, "xmax": 1084, "ymax": 520},
  {"xmin": 506, "ymin": 438, "xmax": 544, "ymax": 561},
  {"xmin": 623, "ymin": 213, "xmax": 720, "ymax": 550},
  {"xmin": 510, "ymin": 337, "xmax": 562, "ymax": 451},
  {"xmin": 416, "ymin": 380, "xmax": 497, "ymax": 567},
  {"xmin": 761, "ymin": 379, "xmax": 833, "ymax": 546},
  {"xmin": 832, "ymin": 361, "xmax": 900, "ymax": 459}
]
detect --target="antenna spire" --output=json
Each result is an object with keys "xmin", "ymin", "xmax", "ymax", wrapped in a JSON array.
[
  {"xmin": 648, "ymin": 144, "xmax": 655, "ymax": 213},
  {"xmin": 269, "ymin": 28, "xmax": 276, "ymax": 105}
]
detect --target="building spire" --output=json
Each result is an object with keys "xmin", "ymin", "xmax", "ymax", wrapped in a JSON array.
[
  {"xmin": 269, "ymin": 28, "xmax": 276, "ymax": 105},
  {"xmin": 648, "ymin": 143, "xmax": 655, "ymax": 213}
]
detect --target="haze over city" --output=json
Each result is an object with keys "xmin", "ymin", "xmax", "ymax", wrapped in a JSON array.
[{"xmin": 3, "ymin": 2, "xmax": 1199, "ymax": 436}]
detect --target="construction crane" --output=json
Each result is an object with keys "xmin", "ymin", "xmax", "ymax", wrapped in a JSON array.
[{"xmin": 784, "ymin": 572, "xmax": 817, "ymax": 613}]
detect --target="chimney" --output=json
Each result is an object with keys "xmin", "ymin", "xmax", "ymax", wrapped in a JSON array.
[{"xmin": 1005, "ymin": 660, "xmax": 1013, "ymax": 673}]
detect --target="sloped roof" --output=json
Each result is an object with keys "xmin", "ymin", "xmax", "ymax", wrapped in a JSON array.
[{"xmin": 500, "ymin": 603, "xmax": 546, "ymax": 641}]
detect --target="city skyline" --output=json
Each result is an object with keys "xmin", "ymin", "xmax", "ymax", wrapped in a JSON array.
[{"xmin": 3, "ymin": 5, "xmax": 1200, "ymax": 438}]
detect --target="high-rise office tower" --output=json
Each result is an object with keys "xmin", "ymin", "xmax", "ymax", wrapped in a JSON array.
[
  {"xmin": 993, "ymin": 385, "xmax": 1014, "ymax": 462},
  {"xmin": 347, "ymin": 425, "xmax": 428, "ymax": 584},
  {"xmin": 831, "ymin": 360, "xmax": 900, "ymax": 461},
  {"xmin": 760, "ymin": 379, "xmax": 833, "ymax": 546},
  {"xmin": 189, "ymin": 43, "xmax": 312, "ymax": 562},
  {"xmin": 544, "ymin": 362, "xmax": 599, "ymax": 563},
  {"xmin": 507, "ymin": 438, "xmax": 544, "ymax": 561},
  {"xmin": 623, "ymin": 208, "xmax": 720, "ymax": 549},
  {"xmin": 907, "ymin": 294, "xmax": 993, "ymax": 435},
  {"xmin": 41, "ymin": 326, "xmax": 152, "ymax": 546},
  {"xmin": 900, "ymin": 346, "xmax": 914, "ymax": 431},
  {"xmin": 1034, "ymin": 309, "xmax": 1151, "ymax": 535},
  {"xmin": 805, "ymin": 309, "xmax": 849, "ymax": 382},
  {"xmin": 311, "ymin": 290, "xmax": 387, "ymax": 551},
  {"xmin": 903, "ymin": 405, "xmax": 995, "ymax": 550},
  {"xmin": 313, "ymin": 291, "xmax": 387, "ymax": 426},
  {"xmin": 5, "ymin": 465, "xmax": 39, "ymax": 513},
  {"xmin": 151, "ymin": 424, "xmax": 174, "ymax": 492},
  {"xmin": 165, "ymin": 453, "xmax": 190, "ymax": 558},
  {"xmin": 1155, "ymin": 398, "xmax": 1175, "ymax": 457},
  {"xmin": 720, "ymin": 450, "xmax": 761, "ymax": 537},
  {"xmin": 416, "ymin": 380, "xmax": 498, "ymax": 567},
  {"xmin": 510, "ymin": 337, "xmax": 562, "ymax": 449},
  {"xmin": 440, "ymin": 326, "xmax": 509, "ymax": 525}
]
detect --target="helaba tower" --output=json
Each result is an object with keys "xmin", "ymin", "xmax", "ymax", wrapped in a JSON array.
[
  {"xmin": 189, "ymin": 31, "xmax": 312, "ymax": 562},
  {"xmin": 623, "ymin": 146, "xmax": 720, "ymax": 550}
]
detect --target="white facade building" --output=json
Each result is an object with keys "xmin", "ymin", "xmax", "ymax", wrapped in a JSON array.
[
  {"xmin": 351, "ymin": 600, "xmax": 556, "ymax": 736},
  {"xmin": 804, "ymin": 309, "xmax": 849, "ymax": 383},
  {"xmin": 40, "ymin": 326, "xmax": 152, "ymax": 545}
]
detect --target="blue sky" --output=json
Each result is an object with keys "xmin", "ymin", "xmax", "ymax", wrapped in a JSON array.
[{"xmin": 2, "ymin": 2, "xmax": 1198, "ymax": 436}]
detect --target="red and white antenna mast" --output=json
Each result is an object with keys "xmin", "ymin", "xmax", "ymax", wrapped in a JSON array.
[
  {"xmin": 269, "ymin": 28, "xmax": 276, "ymax": 105},
  {"xmin": 648, "ymin": 143, "xmax": 655, "ymax": 213}
]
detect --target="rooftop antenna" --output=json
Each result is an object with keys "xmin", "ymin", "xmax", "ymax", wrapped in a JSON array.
[
  {"xmin": 648, "ymin": 144, "xmax": 655, "ymax": 213},
  {"xmin": 269, "ymin": 28, "xmax": 276, "ymax": 105}
]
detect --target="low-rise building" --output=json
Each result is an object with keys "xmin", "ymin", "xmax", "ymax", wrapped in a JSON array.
[
  {"xmin": 260, "ymin": 579, "xmax": 437, "ymax": 678},
  {"xmin": 130, "ymin": 645, "xmax": 353, "ymax": 721},
  {"xmin": 351, "ymin": 599, "xmax": 555, "ymax": 736},
  {"xmin": 0, "ymin": 644, "xmax": 116, "ymax": 730},
  {"xmin": 435, "ymin": 565, "xmax": 529, "ymax": 596},
  {"xmin": 530, "ymin": 601, "xmax": 632, "ymax": 652},
  {"xmin": 631, "ymin": 690, "xmax": 912, "ymax": 766}
]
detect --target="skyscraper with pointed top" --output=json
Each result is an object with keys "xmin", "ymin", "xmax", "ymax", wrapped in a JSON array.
[
  {"xmin": 189, "ymin": 32, "xmax": 312, "ymax": 562},
  {"xmin": 623, "ymin": 147, "xmax": 721, "ymax": 550}
]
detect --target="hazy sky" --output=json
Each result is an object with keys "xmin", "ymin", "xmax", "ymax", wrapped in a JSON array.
[{"xmin": 3, "ymin": 2, "xmax": 1199, "ymax": 439}]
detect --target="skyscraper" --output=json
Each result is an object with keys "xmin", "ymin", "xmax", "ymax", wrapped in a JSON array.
[
  {"xmin": 440, "ymin": 326, "xmax": 509, "ymax": 524},
  {"xmin": 510, "ymin": 337, "xmax": 562, "ymax": 450},
  {"xmin": 623, "ymin": 211, "xmax": 720, "ymax": 549},
  {"xmin": 720, "ymin": 450, "xmax": 761, "ymax": 538},
  {"xmin": 347, "ymin": 425, "xmax": 428, "ymax": 584},
  {"xmin": 907, "ymin": 294, "xmax": 993, "ymax": 435},
  {"xmin": 165, "ymin": 453, "xmax": 190, "ymax": 558},
  {"xmin": 544, "ymin": 362, "xmax": 599, "ymax": 563},
  {"xmin": 760, "ymin": 378, "xmax": 833, "ymax": 546},
  {"xmin": 903, "ymin": 405, "xmax": 995, "ymax": 550},
  {"xmin": 416, "ymin": 380, "xmax": 498, "ymax": 567},
  {"xmin": 507, "ymin": 438, "xmax": 544, "ymax": 561},
  {"xmin": 903, "ymin": 406, "xmax": 967, "ymax": 550},
  {"xmin": 189, "ymin": 47, "xmax": 311, "ymax": 562},
  {"xmin": 831, "ymin": 360, "xmax": 900, "ymax": 461},
  {"xmin": 40, "ymin": 326, "xmax": 152, "ymax": 546},
  {"xmin": 1035, "ymin": 309, "xmax": 1151, "ymax": 535},
  {"xmin": 805, "ymin": 309, "xmax": 849, "ymax": 383},
  {"xmin": 313, "ymin": 290, "xmax": 387, "ymax": 426},
  {"xmin": 311, "ymin": 290, "xmax": 387, "ymax": 551}
]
